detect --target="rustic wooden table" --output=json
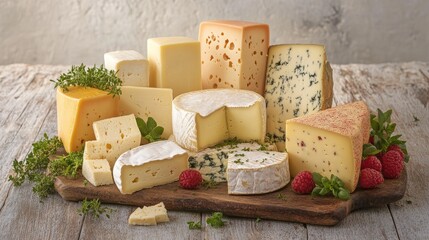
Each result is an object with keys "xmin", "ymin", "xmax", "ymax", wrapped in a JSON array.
[{"xmin": 0, "ymin": 63, "xmax": 428, "ymax": 240}]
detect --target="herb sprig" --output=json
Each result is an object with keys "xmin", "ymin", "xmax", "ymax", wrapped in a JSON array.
[
  {"xmin": 206, "ymin": 212, "xmax": 225, "ymax": 228},
  {"xmin": 187, "ymin": 221, "xmax": 202, "ymax": 230},
  {"xmin": 51, "ymin": 64, "xmax": 122, "ymax": 96},
  {"xmin": 78, "ymin": 198, "xmax": 115, "ymax": 219},
  {"xmin": 311, "ymin": 173, "xmax": 350, "ymax": 200},
  {"xmin": 136, "ymin": 117, "xmax": 164, "ymax": 143}
]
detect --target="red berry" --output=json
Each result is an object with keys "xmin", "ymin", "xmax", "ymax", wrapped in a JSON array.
[
  {"xmin": 359, "ymin": 168, "xmax": 384, "ymax": 189},
  {"xmin": 179, "ymin": 169, "xmax": 203, "ymax": 189},
  {"xmin": 361, "ymin": 156, "xmax": 382, "ymax": 172},
  {"xmin": 387, "ymin": 145, "xmax": 404, "ymax": 160},
  {"xmin": 381, "ymin": 150, "xmax": 404, "ymax": 179},
  {"xmin": 292, "ymin": 171, "xmax": 315, "ymax": 194}
]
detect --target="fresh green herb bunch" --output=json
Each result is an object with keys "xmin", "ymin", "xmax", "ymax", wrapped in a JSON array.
[
  {"xmin": 365, "ymin": 109, "xmax": 409, "ymax": 162},
  {"xmin": 78, "ymin": 198, "xmax": 115, "ymax": 219},
  {"xmin": 187, "ymin": 221, "xmax": 202, "ymax": 230},
  {"xmin": 49, "ymin": 150, "xmax": 84, "ymax": 178},
  {"xmin": 51, "ymin": 64, "xmax": 122, "ymax": 96},
  {"xmin": 311, "ymin": 173, "xmax": 350, "ymax": 200},
  {"xmin": 206, "ymin": 212, "xmax": 225, "ymax": 228},
  {"xmin": 136, "ymin": 117, "xmax": 164, "ymax": 142}
]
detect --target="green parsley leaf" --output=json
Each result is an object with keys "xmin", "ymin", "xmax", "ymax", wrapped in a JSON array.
[
  {"xmin": 78, "ymin": 198, "xmax": 115, "ymax": 219},
  {"xmin": 187, "ymin": 221, "xmax": 202, "ymax": 230},
  {"xmin": 136, "ymin": 117, "xmax": 164, "ymax": 143},
  {"xmin": 311, "ymin": 173, "xmax": 350, "ymax": 201},
  {"xmin": 51, "ymin": 64, "xmax": 122, "ymax": 96},
  {"xmin": 206, "ymin": 212, "xmax": 225, "ymax": 228}
]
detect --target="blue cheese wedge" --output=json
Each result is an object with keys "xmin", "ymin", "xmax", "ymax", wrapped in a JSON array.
[
  {"xmin": 264, "ymin": 44, "xmax": 333, "ymax": 151},
  {"xmin": 113, "ymin": 140, "xmax": 188, "ymax": 194},
  {"xmin": 227, "ymin": 151, "xmax": 290, "ymax": 195},
  {"xmin": 188, "ymin": 141, "xmax": 277, "ymax": 182}
]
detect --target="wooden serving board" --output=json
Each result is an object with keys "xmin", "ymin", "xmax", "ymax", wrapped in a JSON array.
[{"xmin": 55, "ymin": 168, "xmax": 407, "ymax": 226}]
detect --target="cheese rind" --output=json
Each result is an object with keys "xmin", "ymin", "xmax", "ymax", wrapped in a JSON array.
[
  {"xmin": 188, "ymin": 142, "xmax": 277, "ymax": 182},
  {"xmin": 128, "ymin": 202, "xmax": 169, "ymax": 225},
  {"xmin": 172, "ymin": 89, "xmax": 266, "ymax": 152},
  {"xmin": 104, "ymin": 50, "xmax": 149, "ymax": 87},
  {"xmin": 285, "ymin": 101, "xmax": 370, "ymax": 192},
  {"xmin": 56, "ymin": 87, "xmax": 118, "ymax": 153},
  {"xmin": 118, "ymin": 86, "xmax": 173, "ymax": 141},
  {"xmin": 147, "ymin": 37, "xmax": 202, "ymax": 97},
  {"xmin": 113, "ymin": 140, "xmax": 188, "ymax": 194},
  {"xmin": 264, "ymin": 44, "xmax": 333, "ymax": 151},
  {"xmin": 227, "ymin": 151, "xmax": 290, "ymax": 195},
  {"xmin": 199, "ymin": 20, "xmax": 269, "ymax": 95},
  {"xmin": 81, "ymin": 159, "xmax": 114, "ymax": 186}
]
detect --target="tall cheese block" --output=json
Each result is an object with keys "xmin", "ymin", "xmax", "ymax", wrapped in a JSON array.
[
  {"xmin": 104, "ymin": 50, "xmax": 149, "ymax": 87},
  {"xmin": 199, "ymin": 20, "xmax": 269, "ymax": 95},
  {"xmin": 117, "ymin": 86, "xmax": 173, "ymax": 141},
  {"xmin": 56, "ymin": 87, "xmax": 118, "ymax": 153},
  {"xmin": 147, "ymin": 37, "xmax": 202, "ymax": 97},
  {"xmin": 265, "ymin": 44, "xmax": 333, "ymax": 151},
  {"xmin": 113, "ymin": 140, "xmax": 188, "ymax": 194},
  {"xmin": 172, "ymin": 89, "xmax": 266, "ymax": 152},
  {"xmin": 285, "ymin": 101, "xmax": 370, "ymax": 192}
]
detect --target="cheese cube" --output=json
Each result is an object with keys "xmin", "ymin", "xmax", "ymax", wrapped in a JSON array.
[
  {"xmin": 128, "ymin": 202, "xmax": 169, "ymax": 225},
  {"xmin": 118, "ymin": 86, "xmax": 173, "ymax": 141},
  {"xmin": 172, "ymin": 89, "xmax": 266, "ymax": 152},
  {"xmin": 56, "ymin": 87, "xmax": 118, "ymax": 153},
  {"xmin": 82, "ymin": 159, "xmax": 113, "ymax": 186},
  {"xmin": 113, "ymin": 140, "xmax": 188, "ymax": 194},
  {"xmin": 285, "ymin": 101, "xmax": 370, "ymax": 192},
  {"xmin": 92, "ymin": 114, "xmax": 141, "ymax": 142},
  {"xmin": 199, "ymin": 20, "xmax": 269, "ymax": 95},
  {"xmin": 265, "ymin": 44, "xmax": 333, "ymax": 151},
  {"xmin": 104, "ymin": 50, "xmax": 149, "ymax": 87},
  {"xmin": 147, "ymin": 37, "xmax": 202, "ymax": 97}
]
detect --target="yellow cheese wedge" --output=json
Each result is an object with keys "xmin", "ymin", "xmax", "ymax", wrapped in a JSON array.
[
  {"xmin": 285, "ymin": 101, "xmax": 370, "ymax": 192},
  {"xmin": 56, "ymin": 87, "xmax": 118, "ymax": 153}
]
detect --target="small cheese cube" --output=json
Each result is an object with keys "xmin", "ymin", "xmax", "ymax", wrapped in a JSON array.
[
  {"xmin": 147, "ymin": 37, "xmax": 202, "ymax": 97},
  {"xmin": 92, "ymin": 114, "xmax": 141, "ymax": 142},
  {"xmin": 104, "ymin": 50, "xmax": 149, "ymax": 87},
  {"xmin": 199, "ymin": 20, "xmax": 269, "ymax": 95},
  {"xmin": 143, "ymin": 202, "xmax": 169, "ymax": 223},
  {"xmin": 285, "ymin": 101, "xmax": 370, "ymax": 192},
  {"xmin": 128, "ymin": 202, "xmax": 169, "ymax": 226},
  {"xmin": 82, "ymin": 159, "xmax": 113, "ymax": 186},
  {"xmin": 56, "ymin": 87, "xmax": 118, "ymax": 153},
  {"xmin": 118, "ymin": 86, "xmax": 173, "ymax": 141}
]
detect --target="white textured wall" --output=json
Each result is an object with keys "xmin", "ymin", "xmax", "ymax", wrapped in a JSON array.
[{"xmin": 1, "ymin": 0, "xmax": 428, "ymax": 65}]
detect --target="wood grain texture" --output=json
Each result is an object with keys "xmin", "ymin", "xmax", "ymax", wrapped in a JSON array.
[
  {"xmin": 55, "ymin": 169, "xmax": 406, "ymax": 226},
  {"xmin": 0, "ymin": 63, "xmax": 427, "ymax": 239}
]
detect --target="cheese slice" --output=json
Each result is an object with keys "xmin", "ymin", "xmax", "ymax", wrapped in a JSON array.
[
  {"xmin": 81, "ymin": 159, "xmax": 114, "ymax": 186},
  {"xmin": 172, "ymin": 89, "xmax": 266, "ymax": 152},
  {"xmin": 285, "ymin": 101, "xmax": 370, "ymax": 192},
  {"xmin": 199, "ymin": 20, "xmax": 269, "ymax": 95},
  {"xmin": 104, "ymin": 50, "xmax": 149, "ymax": 87},
  {"xmin": 227, "ymin": 151, "xmax": 290, "ymax": 195},
  {"xmin": 113, "ymin": 140, "xmax": 188, "ymax": 194},
  {"xmin": 128, "ymin": 202, "xmax": 169, "ymax": 225},
  {"xmin": 118, "ymin": 86, "xmax": 173, "ymax": 141},
  {"xmin": 147, "ymin": 37, "xmax": 202, "ymax": 97},
  {"xmin": 56, "ymin": 87, "xmax": 118, "ymax": 153},
  {"xmin": 265, "ymin": 44, "xmax": 333, "ymax": 151},
  {"xmin": 188, "ymin": 141, "xmax": 277, "ymax": 182},
  {"xmin": 92, "ymin": 114, "xmax": 141, "ymax": 142}
]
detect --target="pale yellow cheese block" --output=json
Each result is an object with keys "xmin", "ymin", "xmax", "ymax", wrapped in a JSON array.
[
  {"xmin": 56, "ymin": 87, "xmax": 118, "ymax": 153},
  {"xmin": 104, "ymin": 50, "xmax": 149, "ymax": 87},
  {"xmin": 199, "ymin": 20, "xmax": 269, "ymax": 95},
  {"xmin": 128, "ymin": 202, "xmax": 169, "ymax": 226},
  {"xmin": 285, "ymin": 101, "xmax": 370, "ymax": 192},
  {"xmin": 81, "ymin": 159, "xmax": 113, "ymax": 187}
]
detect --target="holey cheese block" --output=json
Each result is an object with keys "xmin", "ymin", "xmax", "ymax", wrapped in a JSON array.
[
  {"xmin": 265, "ymin": 44, "xmax": 333, "ymax": 151},
  {"xmin": 56, "ymin": 87, "xmax": 118, "ymax": 153},
  {"xmin": 227, "ymin": 151, "xmax": 290, "ymax": 195},
  {"xmin": 188, "ymin": 141, "xmax": 277, "ymax": 182},
  {"xmin": 113, "ymin": 140, "xmax": 188, "ymax": 194},
  {"xmin": 172, "ymin": 89, "xmax": 266, "ymax": 152},
  {"xmin": 104, "ymin": 50, "xmax": 149, "ymax": 87},
  {"xmin": 199, "ymin": 20, "xmax": 269, "ymax": 95},
  {"xmin": 286, "ymin": 101, "xmax": 370, "ymax": 192}
]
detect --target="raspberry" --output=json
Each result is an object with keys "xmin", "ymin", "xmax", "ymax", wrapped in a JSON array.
[
  {"xmin": 359, "ymin": 168, "xmax": 384, "ymax": 189},
  {"xmin": 381, "ymin": 150, "xmax": 404, "ymax": 179},
  {"xmin": 361, "ymin": 156, "xmax": 382, "ymax": 172},
  {"xmin": 292, "ymin": 171, "xmax": 315, "ymax": 194},
  {"xmin": 387, "ymin": 145, "xmax": 404, "ymax": 160},
  {"xmin": 179, "ymin": 169, "xmax": 203, "ymax": 189}
]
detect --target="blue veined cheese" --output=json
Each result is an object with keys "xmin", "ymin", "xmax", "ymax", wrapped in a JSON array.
[
  {"xmin": 188, "ymin": 141, "xmax": 277, "ymax": 182},
  {"xmin": 227, "ymin": 151, "xmax": 290, "ymax": 195},
  {"xmin": 264, "ymin": 44, "xmax": 333, "ymax": 151}
]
